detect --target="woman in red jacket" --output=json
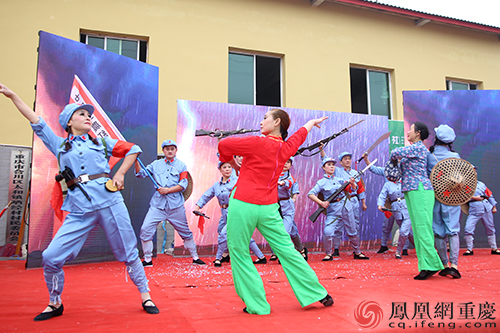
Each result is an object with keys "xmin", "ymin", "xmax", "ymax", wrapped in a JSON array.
[{"xmin": 218, "ymin": 109, "xmax": 332, "ymax": 315}]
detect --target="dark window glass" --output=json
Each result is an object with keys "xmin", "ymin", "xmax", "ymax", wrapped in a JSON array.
[
  {"xmin": 256, "ymin": 56, "xmax": 281, "ymax": 107},
  {"xmin": 350, "ymin": 67, "xmax": 368, "ymax": 114}
]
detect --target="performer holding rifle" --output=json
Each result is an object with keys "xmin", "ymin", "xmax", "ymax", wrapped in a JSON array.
[
  {"xmin": 320, "ymin": 147, "xmax": 367, "ymax": 236},
  {"xmin": 390, "ymin": 122, "xmax": 444, "ymax": 280},
  {"xmin": 135, "ymin": 139, "xmax": 205, "ymax": 266},
  {"xmin": 308, "ymin": 153, "xmax": 370, "ymax": 261},
  {"xmin": 194, "ymin": 161, "xmax": 266, "ymax": 267},
  {"xmin": 0, "ymin": 82, "xmax": 159, "ymax": 320},
  {"xmin": 218, "ymin": 109, "xmax": 333, "ymax": 315}
]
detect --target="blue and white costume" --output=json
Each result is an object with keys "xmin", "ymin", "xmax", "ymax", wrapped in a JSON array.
[
  {"xmin": 308, "ymin": 157, "xmax": 361, "ymax": 255},
  {"xmin": 32, "ymin": 117, "xmax": 149, "ymax": 303},
  {"xmin": 136, "ymin": 155, "xmax": 199, "ymax": 262},
  {"xmin": 195, "ymin": 175, "xmax": 264, "ymax": 260},
  {"xmin": 377, "ymin": 179, "xmax": 414, "ymax": 254},
  {"xmin": 427, "ymin": 145, "xmax": 461, "ymax": 266},
  {"xmin": 464, "ymin": 181, "xmax": 498, "ymax": 250}
]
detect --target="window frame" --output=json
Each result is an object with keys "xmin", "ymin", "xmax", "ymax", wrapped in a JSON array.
[
  {"xmin": 228, "ymin": 50, "xmax": 283, "ymax": 107},
  {"xmin": 80, "ymin": 30, "xmax": 148, "ymax": 62},
  {"xmin": 446, "ymin": 79, "xmax": 478, "ymax": 90},
  {"xmin": 350, "ymin": 66, "xmax": 394, "ymax": 119}
]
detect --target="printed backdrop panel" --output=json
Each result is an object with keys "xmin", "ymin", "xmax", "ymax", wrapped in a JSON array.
[
  {"xmin": 177, "ymin": 100, "xmax": 390, "ymax": 254},
  {"xmin": 403, "ymin": 90, "xmax": 500, "ymax": 248},
  {"xmin": 27, "ymin": 31, "xmax": 158, "ymax": 268}
]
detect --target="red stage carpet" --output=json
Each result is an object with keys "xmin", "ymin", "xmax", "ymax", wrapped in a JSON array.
[{"xmin": 1, "ymin": 249, "xmax": 499, "ymax": 332}]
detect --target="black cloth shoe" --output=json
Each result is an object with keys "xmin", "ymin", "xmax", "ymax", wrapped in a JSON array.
[
  {"xmin": 463, "ymin": 250, "xmax": 474, "ymax": 256},
  {"xmin": 213, "ymin": 259, "xmax": 222, "ymax": 267},
  {"xmin": 354, "ymin": 253, "xmax": 369, "ymax": 260},
  {"xmin": 332, "ymin": 249, "xmax": 340, "ymax": 257},
  {"xmin": 193, "ymin": 258, "xmax": 206, "ymax": 265},
  {"xmin": 142, "ymin": 299, "xmax": 159, "ymax": 314},
  {"xmin": 322, "ymin": 254, "xmax": 333, "ymax": 261},
  {"xmin": 402, "ymin": 249, "xmax": 408, "ymax": 256},
  {"xmin": 319, "ymin": 294, "xmax": 334, "ymax": 307},
  {"xmin": 269, "ymin": 254, "xmax": 278, "ymax": 261},
  {"xmin": 492, "ymin": 249, "xmax": 500, "ymax": 255},
  {"xmin": 220, "ymin": 254, "xmax": 230, "ymax": 263},
  {"xmin": 377, "ymin": 246, "xmax": 389, "ymax": 254},
  {"xmin": 395, "ymin": 253, "xmax": 402, "ymax": 259},
  {"xmin": 448, "ymin": 267, "xmax": 462, "ymax": 279},
  {"xmin": 439, "ymin": 267, "xmax": 452, "ymax": 276},
  {"xmin": 34, "ymin": 304, "xmax": 64, "ymax": 321},
  {"xmin": 142, "ymin": 260, "xmax": 153, "ymax": 267},
  {"xmin": 253, "ymin": 257, "xmax": 267, "ymax": 264},
  {"xmin": 300, "ymin": 247, "xmax": 309, "ymax": 261},
  {"xmin": 414, "ymin": 270, "xmax": 439, "ymax": 280}
]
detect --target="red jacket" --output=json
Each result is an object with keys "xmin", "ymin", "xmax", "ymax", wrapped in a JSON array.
[{"xmin": 218, "ymin": 127, "xmax": 307, "ymax": 205}]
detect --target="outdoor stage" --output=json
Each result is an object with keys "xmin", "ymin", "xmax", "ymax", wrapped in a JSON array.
[{"xmin": 1, "ymin": 249, "xmax": 499, "ymax": 332}]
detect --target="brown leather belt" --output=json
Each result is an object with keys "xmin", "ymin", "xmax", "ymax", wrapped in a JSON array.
[
  {"xmin": 220, "ymin": 204, "xmax": 229, "ymax": 209},
  {"xmin": 67, "ymin": 173, "xmax": 110, "ymax": 187},
  {"xmin": 390, "ymin": 197, "xmax": 405, "ymax": 203},
  {"xmin": 279, "ymin": 197, "xmax": 291, "ymax": 201}
]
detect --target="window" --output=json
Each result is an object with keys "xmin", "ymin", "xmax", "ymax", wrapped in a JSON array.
[
  {"xmin": 350, "ymin": 67, "xmax": 392, "ymax": 119},
  {"xmin": 228, "ymin": 52, "xmax": 282, "ymax": 107},
  {"xmin": 80, "ymin": 32, "xmax": 148, "ymax": 62},
  {"xmin": 446, "ymin": 80, "xmax": 477, "ymax": 90}
]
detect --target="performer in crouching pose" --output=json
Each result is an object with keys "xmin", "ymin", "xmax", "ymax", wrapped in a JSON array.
[
  {"xmin": 0, "ymin": 82, "xmax": 159, "ymax": 320},
  {"xmin": 218, "ymin": 109, "xmax": 333, "ymax": 315}
]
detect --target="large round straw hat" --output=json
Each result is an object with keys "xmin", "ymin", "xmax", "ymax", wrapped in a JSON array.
[
  {"xmin": 430, "ymin": 158, "xmax": 477, "ymax": 206},
  {"xmin": 183, "ymin": 172, "xmax": 194, "ymax": 201}
]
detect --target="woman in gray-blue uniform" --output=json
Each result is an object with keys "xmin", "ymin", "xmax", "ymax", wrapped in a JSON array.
[
  {"xmin": 463, "ymin": 174, "xmax": 499, "ymax": 255},
  {"xmin": 0, "ymin": 82, "xmax": 159, "ymax": 320},
  {"xmin": 376, "ymin": 175, "xmax": 414, "ymax": 259},
  {"xmin": 270, "ymin": 157, "xmax": 308, "ymax": 261},
  {"xmin": 362, "ymin": 154, "xmax": 411, "ymax": 255},
  {"xmin": 308, "ymin": 156, "xmax": 369, "ymax": 260},
  {"xmin": 427, "ymin": 124, "xmax": 462, "ymax": 279},
  {"xmin": 135, "ymin": 140, "xmax": 205, "ymax": 266},
  {"xmin": 194, "ymin": 161, "xmax": 266, "ymax": 266}
]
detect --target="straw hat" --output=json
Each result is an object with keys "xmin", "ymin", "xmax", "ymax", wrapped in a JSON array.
[
  {"xmin": 430, "ymin": 158, "xmax": 477, "ymax": 206},
  {"xmin": 183, "ymin": 172, "xmax": 194, "ymax": 201}
]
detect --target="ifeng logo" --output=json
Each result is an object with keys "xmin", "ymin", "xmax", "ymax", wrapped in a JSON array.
[{"xmin": 355, "ymin": 300, "xmax": 384, "ymax": 329}]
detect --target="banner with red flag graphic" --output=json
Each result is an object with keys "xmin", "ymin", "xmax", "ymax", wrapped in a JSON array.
[{"xmin": 69, "ymin": 75, "xmax": 125, "ymax": 169}]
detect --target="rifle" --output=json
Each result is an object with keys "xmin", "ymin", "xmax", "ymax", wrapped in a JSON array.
[
  {"xmin": 294, "ymin": 119, "xmax": 365, "ymax": 157},
  {"xmin": 309, "ymin": 159, "xmax": 376, "ymax": 223},
  {"xmin": 193, "ymin": 210, "xmax": 210, "ymax": 219},
  {"xmin": 195, "ymin": 129, "xmax": 260, "ymax": 138}
]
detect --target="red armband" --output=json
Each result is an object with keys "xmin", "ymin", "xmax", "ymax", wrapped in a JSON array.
[
  {"xmin": 112, "ymin": 141, "xmax": 135, "ymax": 158},
  {"xmin": 180, "ymin": 171, "xmax": 188, "ymax": 180}
]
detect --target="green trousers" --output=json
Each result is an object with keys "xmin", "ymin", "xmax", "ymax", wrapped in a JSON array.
[
  {"xmin": 227, "ymin": 197, "xmax": 327, "ymax": 315},
  {"xmin": 404, "ymin": 183, "xmax": 444, "ymax": 272}
]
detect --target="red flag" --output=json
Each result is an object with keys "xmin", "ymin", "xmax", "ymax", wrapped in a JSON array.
[
  {"xmin": 197, "ymin": 215, "xmax": 205, "ymax": 235},
  {"xmin": 50, "ymin": 180, "xmax": 64, "ymax": 221},
  {"xmin": 384, "ymin": 211, "xmax": 393, "ymax": 219}
]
